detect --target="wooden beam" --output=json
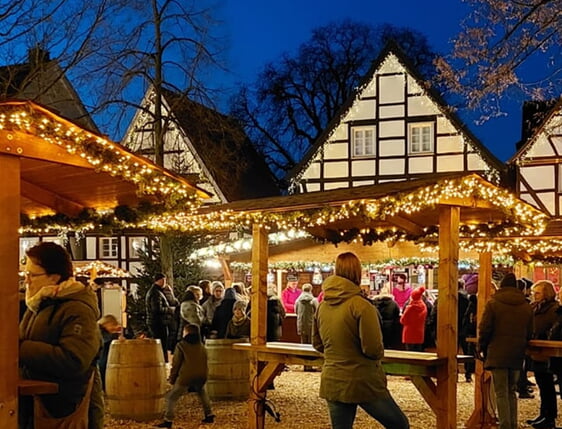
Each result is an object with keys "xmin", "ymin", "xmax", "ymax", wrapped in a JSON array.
[
  {"xmin": 250, "ymin": 224, "xmax": 268, "ymax": 346},
  {"xmin": 218, "ymin": 257, "xmax": 232, "ymax": 287},
  {"xmin": 0, "ymin": 154, "xmax": 20, "ymax": 428},
  {"xmin": 439, "ymin": 196, "xmax": 497, "ymax": 210},
  {"xmin": 248, "ymin": 224, "xmax": 268, "ymax": 429},
  {"xmin": 21, "ymin": 179, "xmax": 85, "ymax": 217},
  {"xmin": 437, "ymin": 205, "xmax": 459, "ymax": 429},
  {"xmin": 386, "ymin": 214, "xmax": 424, "ymax": 236},
  {"xmin": 0, "ymin": 131, "xmax": 93, "ymax": 169},
  {"xmin": 411, "ymin": 376, "xmax": 438, "ymax": 415},
  {"xmin": 465, "ymin": 252, "xmax": 496, "ymax": 428}
]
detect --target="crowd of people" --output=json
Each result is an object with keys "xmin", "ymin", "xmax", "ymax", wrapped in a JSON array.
[{"xmin": 17, "ymin": 242, "xmax": 562, "ymax": 429}]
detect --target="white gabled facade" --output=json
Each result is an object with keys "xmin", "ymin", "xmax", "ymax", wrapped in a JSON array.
[
  {"xmin": 122, "ymin": 89, "xmax": 225, "ymax": 204},
  {"xmin": 291, "ymin": 49, "xmax": 501, "ymax": 193},
  {"xmin": 513, "ymin": 106, "xmax": 562, "ymax": 217}
]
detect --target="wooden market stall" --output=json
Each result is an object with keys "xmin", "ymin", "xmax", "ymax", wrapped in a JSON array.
[
  {"xmin": 0, "ymin": 100, "xmax": 210, "ymax": 428},
  {"xmin": 149, "ymin": 172, "xmax": 546, "ymax": 429}
]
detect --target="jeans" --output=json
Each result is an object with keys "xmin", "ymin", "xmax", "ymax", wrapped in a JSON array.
[
  {"xmin": 490, "ymin": 368, "xmax": 519, "ymax": 429},
  {"xmin": 163, "ymin": 383, "xmax": 213, "ymax": 421},
  {"xmin": 326, "ymin": 395, "xmax": 409, "ymax": 429}
]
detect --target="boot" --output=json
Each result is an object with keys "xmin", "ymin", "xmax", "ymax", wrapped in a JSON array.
[
  {"xmin": 531, "ymin": 417, "xmax": 555, "ymax": 429},
  {"xmin": 527, "ymin": 416, "xmax": 544, "ymax": 425},
  {"xmin": 518, "ymin": 389, "xmax": 534, "ymax": 399},
  {"xmin": 202, "ymin": 414, "xmax": 215, "ymax": 424}
]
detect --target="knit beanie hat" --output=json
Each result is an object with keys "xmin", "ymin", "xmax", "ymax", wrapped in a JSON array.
[
  {"xmin": 411, "ymin": 286, "xmax": 425, "ymax": 301},
  {"xmin": 500, "ymin": 273, "xmax": 517, "ymax": 288},
  {"xmin": 233, "ymin": 300, "xmax": 247, "ymax": 312},
  {"xmin": 211, "ymin": 281, "xmax": 224, "ymax": 292}
]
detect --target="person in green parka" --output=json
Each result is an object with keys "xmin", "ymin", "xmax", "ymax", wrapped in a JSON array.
[{"xmin": 312, "ymin": 252, "xmax": 409, "ymax": 429}]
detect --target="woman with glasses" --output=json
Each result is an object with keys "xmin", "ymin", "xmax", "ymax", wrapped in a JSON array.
[{"xmin": 19, "ymin": 242, "xmax": 102, "ymax": 429}]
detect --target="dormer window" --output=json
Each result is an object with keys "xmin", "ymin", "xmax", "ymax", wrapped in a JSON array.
[
  {"xmin": 409, "ymin": 122, "xmax": 434, "ymax": 154},
  {"xmin": 352, "ymin": 127, "xmax": 375, "ymax": 157}
]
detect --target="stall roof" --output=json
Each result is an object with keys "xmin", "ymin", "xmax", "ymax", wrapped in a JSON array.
[
  {"xmin": 146, "ymin": 172, "xmax": 548, "ymax": 246},
  {"xmin": 0, "ymin": 100, "xmax": 210, "ymax": 219}
]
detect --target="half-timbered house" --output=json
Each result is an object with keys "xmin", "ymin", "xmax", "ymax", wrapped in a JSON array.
[
  {"xmin": 122, "ymin": 87, "xmax": 279, "ymax": 204},
  {"xmin": 288, "ymin": 42, "xmax": 505, "ymax": 193},
  {"xmin": 509, "ymin": 98, "xmax": 562, "ymax": 217}
]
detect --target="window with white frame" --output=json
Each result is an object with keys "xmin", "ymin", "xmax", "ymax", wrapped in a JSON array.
[
  {"xmin": 409, "ymin": 122, "xmax": 434, "ymax": 154},
  {"xmin": 99, "ymin": 237, "xmax": 118, "ymax": 259},
  {"xmin": 352, "ymin": 127, "xmax": 375, "ymax": 157}
]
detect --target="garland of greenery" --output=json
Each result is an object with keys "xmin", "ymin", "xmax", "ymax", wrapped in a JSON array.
[
  {"xmin": 229, "ymin": 255, "xmax": 515, "ymax": 273},
  {"xmin": 20, "ymin": 201, "xmax": 187, "ymax": 234}
]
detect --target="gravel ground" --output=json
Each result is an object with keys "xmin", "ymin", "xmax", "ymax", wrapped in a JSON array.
[{"xmin": 104, "ymin": 366, "xmax": 548, "ymax": 429}]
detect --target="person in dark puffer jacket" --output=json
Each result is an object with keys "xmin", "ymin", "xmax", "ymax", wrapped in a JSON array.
[
  {"xmin": 478, "ymin": 273, "xmax": 533, "ymax": 429},
  {"xmin": 373, "ymin": 287, "xmax": 401, "ymax": 349}
]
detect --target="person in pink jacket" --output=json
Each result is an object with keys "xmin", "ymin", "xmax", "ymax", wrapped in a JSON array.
[
  {"xmin": 392, "ymin": 273, "xmax": 412, "ymax": 311},
  {"xmin": 400, "ymin": 287, "xmax": 428, "ymax": 351},
  {"xmin": 281, "ymin": 280, "xmax": 302, "ymax": 313}
]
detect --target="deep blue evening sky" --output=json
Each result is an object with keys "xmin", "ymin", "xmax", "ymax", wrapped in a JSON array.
[{"xmin": 216, "ymin": 0, "xmax": 536, "ymax": 163}]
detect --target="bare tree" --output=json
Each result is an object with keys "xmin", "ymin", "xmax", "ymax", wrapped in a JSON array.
[
  {"xmin": 82, "ymin": 0, "xmax": 225, "ymax": 164},
  {"xmin": 436, "ymin": 0, "xmax": 562, "ymax": 118},
  {"xmin": 80, "ymin": 0, "xmax": 225, "ymax": 285},
  {"xmin": 228, "ymin": 21, "xmax": 438, "ymax": 181},
  {"xmin": 0, "ymin": 0, "xmax": 123, "ymax": 107}
]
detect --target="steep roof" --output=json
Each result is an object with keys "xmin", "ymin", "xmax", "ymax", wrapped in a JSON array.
[
  {"xmin": 287, "ymin": 41, "xmax": 506, "ymax": 185},
  {"xmin": 509, "ymin": 97, "xmax": 562, "ymax": 163},
  {"xmin": 0, "ymin": 48, "xmax": 99, "ymax": 134},
  {"xmin": 0, "ymin": 100, "xmax": 209, "ymax": 220},
  {"xmin": 162, "ymin": 89, "xmax": 280, "ymax": 201}
]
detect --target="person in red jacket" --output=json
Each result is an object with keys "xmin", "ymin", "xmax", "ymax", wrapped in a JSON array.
[{"xmin": 400, "ymin": 287, "xmax": 428, "ymax": 351}]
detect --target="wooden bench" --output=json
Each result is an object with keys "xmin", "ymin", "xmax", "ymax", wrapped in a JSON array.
[
  {"xmin": 233, "ymin": 341, "xmax": 472, "ymax": 377},
  {"xmin": 233, "ymin": 341, "xmax": 472, "ymax": 429}
]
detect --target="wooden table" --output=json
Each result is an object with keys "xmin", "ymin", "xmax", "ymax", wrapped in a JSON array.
[
  {"xmin": 466, "ymin": 339, "xmax": 562, "ymax": 429},
  {"xmin": 527, "ymin": 339, "xmax": 562, "ymax": 359},
  {"xmin": 18, "ymin": 379, "xmax": 58, "ymax": 396},
  {"xmin": 233, "ymin": 342, "xmax": 472, "ymax": 429}
]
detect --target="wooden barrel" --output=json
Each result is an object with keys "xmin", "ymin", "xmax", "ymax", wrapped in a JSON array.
[
  {"xmin": 206, "ymin": 338, "xmax": 250, "ymax": 400},
  {"xmin": 105, "ymin": 339, "xmax": 167, "ymax": 421}
]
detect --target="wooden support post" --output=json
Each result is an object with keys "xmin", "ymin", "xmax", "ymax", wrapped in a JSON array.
[
  {"xmin": 436, "ymin": 205, "xmax": 459, "ymax": 429},
  {"xmin": 0, "ymin": 154, "xmax": 20, "ymax": 429},
  {"xmin": 466, "ymin": 251, "xmax": 497, "ymax": 428},
  {"xmin": 218, "ymin": 256, "xmax": 233, "ymax": 287},
  {"xmin": 249, "ymin": 224, "xmax": 268, "ymax": 429}
]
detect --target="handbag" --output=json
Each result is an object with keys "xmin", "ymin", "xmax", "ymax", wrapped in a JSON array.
[{"xmin": 33, "ymin": 373, "xmax": 94, "ymax": 429}]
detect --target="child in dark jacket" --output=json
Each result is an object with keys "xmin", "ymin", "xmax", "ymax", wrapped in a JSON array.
[
  {"xmin": 98, "ymin": 314, "xmax": 122, "ymax": 391},
  {"xmin": 156, "ymin": 324, "xmax": 214, "ymax": 428}
]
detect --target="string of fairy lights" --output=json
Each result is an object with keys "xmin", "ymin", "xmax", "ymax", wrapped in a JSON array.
[
  {"xmin": 9, "ymin": 101, "xmax": 562, "ymax": 262},
  {"xmin": 228, "ymin": 256, "xmax": 516, "ymax": 274},
  {"xmin": 143, "ymin": 176, "xmax": 547, "ymax": 240},
  {"xmin": 0, "ymin": 102, "xmax": 203, "ymax": 210}
]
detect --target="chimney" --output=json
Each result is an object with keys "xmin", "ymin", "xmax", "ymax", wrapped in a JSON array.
[{"xmin": 28, "ymin": 46, "xmax": 51, "ymax": 67}]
